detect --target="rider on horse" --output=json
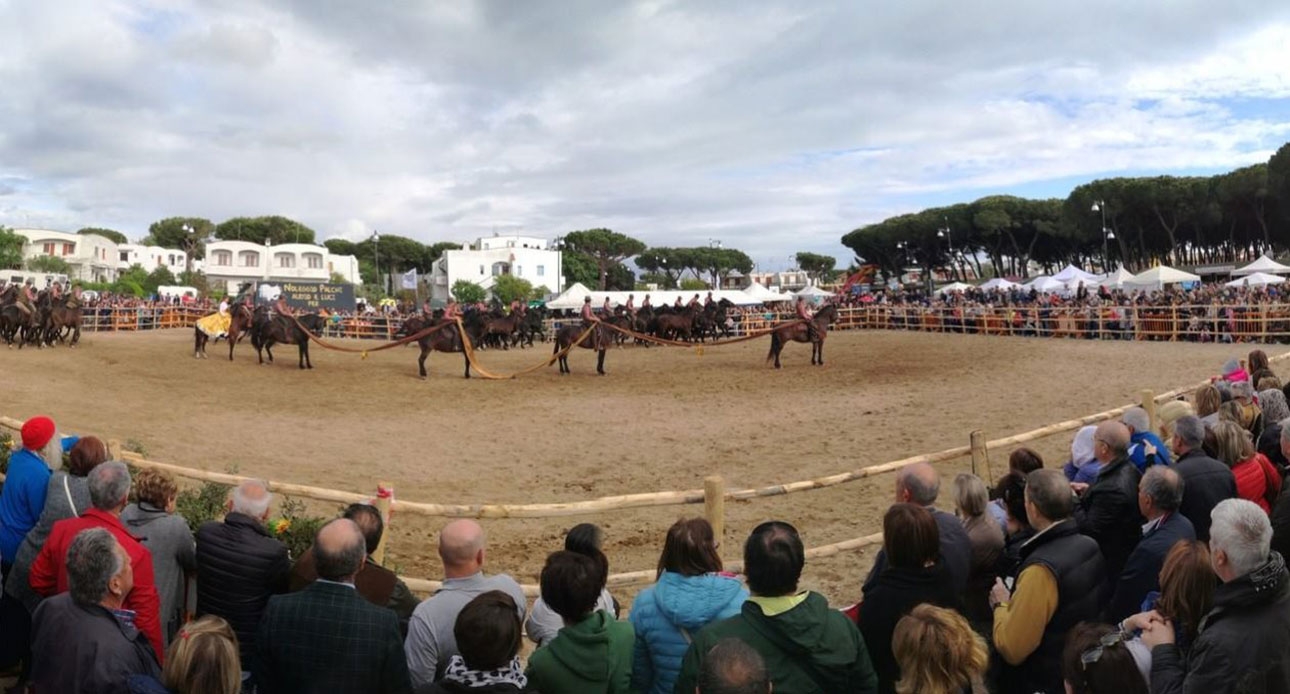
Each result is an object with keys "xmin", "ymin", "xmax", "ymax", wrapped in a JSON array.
[
  {"xmin": 625, "ymin": 293, "xmax": 635, "ymax": 316},
  {"xmin": 15, "ymin": 281, "xmax": 36, "ymax": 318},
  {"xmin": 704, "ymin": 291, "xmax": 714, "ymax": 307},
  {"xmin": 641, "ymin": 294, "xmax": 651, "ymax": 311},
  {"xmin": 688, "ymin": 294, "xmax": 701, "ymax": 309},
  {"xmin": 50, "ymin": 281, "xmax": 63, "ymax": 302},
  {"xmin": 796, "ymin": 296, "xmax": 818, "ymax": 341},
  {"xmin": 510, "ymin": 298, "xmax": 525, "ymax": 317}
]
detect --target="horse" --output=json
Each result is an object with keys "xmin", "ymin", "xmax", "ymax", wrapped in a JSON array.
[
  {"xmin": 481, "ymin": 312, "xmax": 524, "ymax": 350},
  {"xmin": 194, "ymin": 303, "xmax": 255, "ymax": 360},
  {"xmin": 250, "ymin": 307, "xmax": 325, "ymax": 369},
  {"xmin": 517, "ymin": 305, "xmax": 549, "ymax": 346},
  {"xmin": 653, "ymin": 306, "xmax": 700, "ymax": 342},
  {"xmin": 43, "ymin": 295, "xmax": 83, "ymax": 347},
  {"xmin": 552, "ymin": 321, "xmax": 612, "ymax": 375},
  {"xmin": 399, "ymin": 314, "xmax": 472, "ymax": 379},
  {"xmin": 0, "ymin": 286, "xmax": 42, "ymax": 349},
  {"xmin": 766, "ymin": 303, "xmax": 838, "ymax": 369}
]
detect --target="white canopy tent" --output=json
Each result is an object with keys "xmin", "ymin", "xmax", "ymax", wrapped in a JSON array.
[
  {"xmin": 1096, "ymin": 266, "xmax": 1135, "ymax": 289},
  {"xmin": 1124, "ymin": 265, "xmax": 1202, "ymax": 291},
  {"xmin": 1022, "ymin": 276, "xmax": 1067, "ymax": 294},
  {"xmin": 935, "ymin": 282, "xmax": 973, "ymax": 295},
  {"xmin": 795, "ymin": 285, "xmax": 835, "ymax": 298},
  {"xmin": 545, "ymin": 282, "xmax": 594, "ymax": 309},
  {"xmin": 744, "ymin": 282, "xmax": 793, "ymax": 303},
  {"xmin": 546, "ymin": 283, "xmax": 763, "ymax": 310},
  {"xmin": 1225, "ymin": 272, "xmax": 1286, "ymax": 287},
  {"xmin": 1232, "ymin": 255, "xmax": 1290, "ymax": 276},
  {"xmin": 1051, "ymin": 264, "xmax": 1099, "ymax": 284},
  {"xmin": 978, "ymin": 278, "xmax": 1019, "ymax": 291}
]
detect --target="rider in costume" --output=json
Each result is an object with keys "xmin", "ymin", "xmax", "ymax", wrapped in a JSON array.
[
  {"xmin": 15, "ymin": 281, "xmax": 36, "ymax": 318},
  {"xmin": 796, "ymin": 295, "xmax": 818, "ymax": 341}
]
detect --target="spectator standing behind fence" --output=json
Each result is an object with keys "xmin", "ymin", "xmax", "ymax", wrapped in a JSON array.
[
  {"xmin": 991, "ymin": 469, "xmax": 1106, "ymax": 694},
  {"xmin": 29, "ymin": 461, "xmax": 166, "ymax": 661},
  {"xmin": 675, "ymin": 521, "xmax": 878, "ymax": 694},
  {"xmin": 1117, "ymin": 539, "xmax": 1215, "ymax": 679},
  {"xmin": 992, "ymin": 472, "xmax": 1035, "ymax": 581},
  {"xmin": 195, "ymin": 479, "xmax": 290, "ymax": 680},
  {"xmin": 628, "ymin": 517, "xmax": 746, "ymax": 694},
  {"xmin": 290, "ymin": 503, "xmax": 419, "ymax": 637},
  {"xmin": 406, "ymin": 519, "xmax": 527, "ymax": 689},
  {"xmin": 890, "ymin": 604, "xmax": 987, "ymax": 694},
  {"xmin": 526, "ymin": 523, "xmax": 618, "ymax": 647},
  {"xmin": 1144, "ymin": 498, "xmax": 1290, "ymax": 692},
  {"xmin": 1105, "ymin": 467, "xmax": 1194, "ymax": 624},
  {"xmin": 1061, "ymin": 622, "xmax": 1149, "ymax": 694},
  {"xmin": 1212, "ymin": 420, "xmax": 1282, "ymax": 513},
  {"xmin": 952, "ymin": 473, "xmax": 1003, "ymax": 630},
  {"xmin": 1170, "ymin": 415, "xmax": 1236, "ymax": 542},
  {"xmin": 424, "ymin": 591, "xmax": 536, "ymax": 694},
  {"xmin": 256, "ymin": 518, "xmax": 412, "ymax": 694},
  {"xmin": 128, "ymin": 615, "xmax": 244, "ymax": 694},
  {"xmin": 697, "ymin": 639, "xmax": 770, "ymax": 694},
  {"xmin": 863, "ymin": 462, "xmax": 971, "ymax": 597},
  {"xmin": 859, "ymin": 504, "xmax": 961, "ymax": 694},
  {"xmin": 0, "ymin": 435, "xmax": 107, "ymax": 683},
  {"xmin": 1073, "ymin": 421, "xmax": 1143, "ymax": 582},
  {"xmin": 122, "ymin": 468, "xmax": 196, "ymax": 643},
  {"xmin": 1272, "ymin": 422, "xmax": 1290, "ymax": 558},
  {"xmin": 524, "ymin": 550, "xmax": 635, "ymax": 694},
  {"xmin": 1195, "ymin": 384, "xmax": 1222, "ymax": 428},
  {"xmin": 1122, "ymin": 407, "xmax": 1173, "ymax": 470},
  {"xmin": 1157, "ymin": 399, "xmax": 1194, "ymax": 446},
  {"xmin": 1063, "ymin": 426, "xmax": 1103, "ymax": 485},
  {"xmin": 30, "ymin": 528, "xmax": 162, "ymax": 692}
]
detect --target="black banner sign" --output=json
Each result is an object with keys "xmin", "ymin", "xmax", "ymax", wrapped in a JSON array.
[{"xmin": 278, "ymin": 283, "xmax": 355, "ymax": 311}]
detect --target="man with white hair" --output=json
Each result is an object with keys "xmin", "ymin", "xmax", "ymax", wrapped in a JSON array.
[
  {"xmin": 404, "ymin": 519, "xmax": 526, "ymax": 689},
  {"xmin": 1144, "ymin": 498, "xmax": 1290, "ymax": 692},
  {"xmin": 196, "ymin": 479, "xmax": 289, "ymax": 681},
  {"xmin": 29, "ymin": 529, "xmax": 161, "ymax": 691},
  {"xmin": 1121, "ymin": 406, "xmax": 1172, "ymax": 471}
]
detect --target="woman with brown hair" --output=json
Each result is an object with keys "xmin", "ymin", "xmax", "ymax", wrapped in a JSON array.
[
  {"xmin": 123, "ymin": 468, "xmax": 197, "ymax": 642},
  {"xmin": 1062, "ymin": 622, "xmax": 1149, "ymax": 694},
  {"xmin": 1249, "ymin": 349, "xmax": 1271, "ymax": 379},
  {"xmin": 128, "ymin": 615, "xmax": 243, "ymax": 694},
  {"xmin": 628, "ymin": 518, "xmax": 747, "ymax": 694},
  {"xmin": 1008, "ymin": 448, "xmax": 1044, "ymax": 475},
  {"xmin": 890, "ymin": 603, "xmax": 987, "ymax": 694},
  {"xmin": 859, "ymin": 503, "xmax": 961, "ymax": 694},
  {"xmin": 1118, "ymin": 540, "xmax": 1218, "ymax": 678},
  {"xmin": 1194, "ymin": 384, "xmax": 1222, "ymax": 426},
  {"xmin": 1211, "ymin": 420, "xmax": 1282, "ymax": 513}
]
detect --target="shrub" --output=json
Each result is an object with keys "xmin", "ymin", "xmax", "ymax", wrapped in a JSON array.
[
  {"xmin": 175, "ymin": 480, "xmax": 232, "ymax": 534},
  {"xmin": 0, "ymin": 431, "xmax": 12, "ymax": 477}
]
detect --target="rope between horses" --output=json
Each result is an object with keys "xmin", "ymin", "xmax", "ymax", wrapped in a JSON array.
[
  {"xmin": 597, "ymin": 319, "xmax": 808, "ymax": 349},
  {"xmin": 455, "ymin": 318, "xmax": 596, "ymax": 379},
  {"xmin": 288, "ymin": 315, "xmax": 456, "ymax": 355}
]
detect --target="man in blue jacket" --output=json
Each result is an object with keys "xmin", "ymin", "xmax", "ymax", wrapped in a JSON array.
[
  {"xmin": 1105, "ymin": 466, "xmax": 1194, "ymax": 623},
  {"xmin": 1123, "ymin": 407, "xmax": 1172, "ymax": 471}
]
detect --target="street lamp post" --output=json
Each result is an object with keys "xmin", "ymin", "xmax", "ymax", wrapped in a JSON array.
[
  {"xmin": 372, "ymin": 230, "xmax": 381, "ymax": 296},
  {"xmin": 1091, "ymin": 201, "xmax": 1116, "ymax": 272}
]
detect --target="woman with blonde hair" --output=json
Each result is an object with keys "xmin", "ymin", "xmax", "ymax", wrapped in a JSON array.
[
  {"xmin": 1157, "ymin": 400, "xmax": 1194, "ymax": 443},
  {"xmin": 129, "ymin": 615, "xmax": 242, "ymax": 694},
  {"xmin": 952, "ymin": 474, "xmax": 1002, "ymax": 630},
  {"xmin": 891, "ymin": 603, "xmax": 987, "ymax": 694},
  {"xmin": 1193, "ymin": 384, "xmax": 1222, "ymax": 426},
  {"xmin": 1211, "ymin": 420, "xmax": 1281, "ymax": 513}
]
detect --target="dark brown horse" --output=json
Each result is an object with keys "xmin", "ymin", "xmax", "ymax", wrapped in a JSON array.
[
  {"xmin": 194, "ymin": 303, "xmax": 255, "ymax": 360},
  {"xmin": 251, "ymin": 307, "xmax": 325, "ymax": 369},
  {"xmin": 766, "ymin": 303, "xmax": 838, "ymax": 368},
  {"xmin": 552, "ymin": 322, "xmax": 612, "ymax": 375},
  {"xmin": 481, "ymin": 313, "xmax": 524, "ymax": 350},
  {"xmin": 398, "ymin": 314, "xmax": 472, "ymax": 379},
  {"xmin": 43, "ymin": 295, "xmax": 82, "ymax": 347},
  {"xmin": 652, "ymin": 306, "xmax": 700, "ymax": 342}
]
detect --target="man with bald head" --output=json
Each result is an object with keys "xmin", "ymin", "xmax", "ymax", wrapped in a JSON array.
[
  {"xmin": 405, "ymin": 519, "xmax": 526, "ymax": 690},
  {"xmin": 257, "ymin": 519, "xmax": 411, "ymax": 693},
  {"xmin": 1073, "ymin": 420, "xmax": 1143, "ymax": 584},
  {"xmin": 862, "ymin": 462, "xmax": 971, "ymax": 596}
]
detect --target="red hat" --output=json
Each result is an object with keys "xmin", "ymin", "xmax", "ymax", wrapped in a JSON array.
[{"xmin": 21, "ymin": 416, "xmax": 56, "ymax": 451}]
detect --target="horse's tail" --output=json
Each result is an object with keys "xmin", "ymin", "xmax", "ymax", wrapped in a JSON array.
[{"xmin": 766, "ymin": 331, "xmax": 780, "ymax": 362}]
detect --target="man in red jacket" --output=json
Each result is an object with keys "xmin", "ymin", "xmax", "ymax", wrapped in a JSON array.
[{"xmin": 29, "ymin": 461, "xmax": 165, "ymax": 662}]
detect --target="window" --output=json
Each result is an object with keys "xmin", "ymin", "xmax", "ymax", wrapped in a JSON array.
[
  {"xmin": 119, "ymin": 252, "xmax": 130, "ymax": 263},
  {"xmin": 480, "ymin": 265, "xmax": 485, "ymax": 275},
  {"xmin": 537, "ymin": 265, "xmax": 545, "ymax": 277},
  {"xmin": 42, "ymin": 243, "xmax": 54, "ymax": 255},
  {"xmin": 515, "ymin": 265, "xmax": 521, "ymax": 275},
  {"xmin": 304, "ymin": 253, "xmax": 323, "ymax": 269},
  {"xmin": 239, "ymin": 251, "xmax": 260, "ymax": 267},
  {"xmin": 213, "ymin": 251, "xmax": 233, "ymax": 267},
  {"xmin": 275, "ymin": 253, "xmax": 295, "ymax": 268},
  {"xmin": 62, "ymin": 243, "xmax": 74, "ymax": 256}
]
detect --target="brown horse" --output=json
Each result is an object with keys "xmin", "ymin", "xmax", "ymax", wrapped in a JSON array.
[
  {"xmin": 194, "ymin": 303, "xmax": 255, "ymax": 360},
  {"xmin": 652, "ymin": 306, "xmax": 699, "ymax": 342},
  {"xmin": 766, "ymin": 303, "xmax": 838, "ymax": 368},
  {"xmin": 552, "ymin": 322, "xmax": 612, "ymax": 375},
  {"xmin": 398, "ymin": 314, "xmax": 472, "ymax": 379},
  {"xmin": 251, "ymin": 307, "xmax": 325, "ymax": 369},
  {"xmin": 481, "ymin": 313, "xmax": 524, "ymax": 350},
  {"xmin": 43, "ymin": 295, "xmax": 82, "ymax": 347}
]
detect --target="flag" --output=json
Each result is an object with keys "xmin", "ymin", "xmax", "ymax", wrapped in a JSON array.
[{"xmin": 400, "ymin": 269, "xmax": 418, "ymax": 290}]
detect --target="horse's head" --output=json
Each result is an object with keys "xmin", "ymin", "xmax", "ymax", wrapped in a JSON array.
[{"xmin": 818, "ymin": 303, "xmax": 839, "ymax": 324}]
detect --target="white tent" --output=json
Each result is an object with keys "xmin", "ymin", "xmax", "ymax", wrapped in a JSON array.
[
  {"xmin": 1225, "ymin": 271, "xmax": 1287, "ymax": 287},
  {"xmin": 1232, "ymin": 255, "xmax": 1290, "ymax": 276},
  {"xmin": 979, "ymin": 278, "xmax": 1019, "ymax": 291},
  {"xmin": 1051, "ymin": 264, "xmax": 1099, "ymax": 284},
  {"xmin": 546, "ymin": 282, "xmax": 594, "ymax": 309},
  {"xmin": 547, "ymin": 284, "xmax": 764, "ymax": 309},
  {"xmin": 935, "ymin": 282, "xmax": 972, "ymax": 295},
  {"xmin": 795, "ymin": 285, "xmax": 835, "ymax": 298},
  {"xmin": 1022, "ymin": 276, "xmax": 1067, "ymax": 293},
  {"xmin": 744, "ymin": 282, "xmax": 792, "ymax": 303},
  {"xmin": 1096, "ymin": 266, "xmax": 1135, "ymax": 289},
  {"xmin": 1124, "ymin": 265, "xmax": 1202, "ymax": 291}
]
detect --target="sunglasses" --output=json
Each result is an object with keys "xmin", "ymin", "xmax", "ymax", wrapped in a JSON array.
[{"xmin": 1080, "ymin": 631, "xmax": 1125, "ymax": 670}]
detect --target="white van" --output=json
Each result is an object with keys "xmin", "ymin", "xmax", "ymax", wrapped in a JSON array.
[{"xmin": 3, "ymin": 271, "xmax": 70, "ymax": 289}]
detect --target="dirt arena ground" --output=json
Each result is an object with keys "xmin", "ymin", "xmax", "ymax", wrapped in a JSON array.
[{"xmin": 0, "ymin": 327, "xmax": 1270, "ymax": 605}]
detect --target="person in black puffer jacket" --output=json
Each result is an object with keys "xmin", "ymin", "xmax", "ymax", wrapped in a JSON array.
[
  {"xmin": 195, "ymin": 480, "xmax": 289, "ymax": 680},
  {"xmin": 1074, "ymin": 421, "xmax": 1142, "ymax": 583}
]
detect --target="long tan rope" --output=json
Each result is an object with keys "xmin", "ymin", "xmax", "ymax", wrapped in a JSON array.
[
  {"xmin": 287, "ymin": 315, "xmax": 456, "ymax": 357},
  {"xmin": 455, "ymin": 318, "xmax": 597, "ymax": 379}
]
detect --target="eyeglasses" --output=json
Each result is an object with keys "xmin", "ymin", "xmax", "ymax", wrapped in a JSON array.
[{"xmin": 1080, "ymin": 631, "xmax": 1125, "ymax": 670}]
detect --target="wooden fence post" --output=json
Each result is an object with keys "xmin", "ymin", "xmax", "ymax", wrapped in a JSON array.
[
  {"xmin": 372, "ymin": 482, "xmax": 393, "ymax": 566},
  {"xmin": 970, "ymin": 430, "xmax": 990, "ymax": 481},
  {"xmin": 1141, "ymin": 390, "xmax": 1157, "ymax": 434},
  {"xmin": 107, "ymin": 439, "xmax": 122, "ymax": 461},
  {"xmin": 704, "ymin": 475, "xmax": 726, "ymax": 558}
]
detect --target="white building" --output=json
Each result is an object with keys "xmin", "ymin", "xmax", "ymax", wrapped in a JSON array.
[
  {"xmin": 118, "ymin": 243, "xmax": 197, "ymax": 276},
  {"xmin": 428, "ymin": 234, "xmax": 563, "ymax": 302},
  {"xmin": 203, "ymin": 240, "xmax": 361, "ymax": 294},
  {"xmin": 13, "ymin": 228, "xmax": 120, "ymax": 283},
  {"xmin": 749, "ymin": 270, "xmax": 810, "ymax": 292}
]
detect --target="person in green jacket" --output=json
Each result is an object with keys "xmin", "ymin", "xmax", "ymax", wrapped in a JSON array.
[
  {"xmin": 526, "ymin": 550, "xmax": 636, "ymax": 693},
  {"xmin": 674, "ymin": 521, "xmax": 879, "ymax": 694}
]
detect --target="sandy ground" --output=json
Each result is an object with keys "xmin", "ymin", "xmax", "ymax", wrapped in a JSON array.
[{"xmin": 0, "ymin": 327, "xmax": 1267, "ymax": 605}]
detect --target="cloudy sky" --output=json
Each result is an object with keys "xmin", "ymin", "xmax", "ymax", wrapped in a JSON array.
[{"xmin": 2, "ymin": 1, "xmax": 1289, "ymax": 270}]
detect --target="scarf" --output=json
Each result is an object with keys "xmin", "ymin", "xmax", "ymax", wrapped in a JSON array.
[{"xmin": 442, "ymin": 655, "xmax": 528, "ymax": 689}]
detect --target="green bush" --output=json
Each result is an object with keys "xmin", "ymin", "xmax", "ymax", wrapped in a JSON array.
[
  {"xmin": 0, "ymin": 432, "xmax": 12, "ymax": 477},
  {"xmin": 175, "ymin": 480, "xmax": 232, "ymax": 534}
]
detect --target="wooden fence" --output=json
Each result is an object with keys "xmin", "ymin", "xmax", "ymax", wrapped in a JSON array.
[{"xmin": 0, "ymin": 366, "xmax": 1232, "ymax": 595}]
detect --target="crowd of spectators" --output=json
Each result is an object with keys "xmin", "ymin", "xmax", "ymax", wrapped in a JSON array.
[{"xmin": 6, "ymin": 353, "xmax": 1290, "ymax": 693}]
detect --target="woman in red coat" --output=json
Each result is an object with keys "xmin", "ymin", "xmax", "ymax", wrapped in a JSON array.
[{"xmin": 1212, "ymin": 421, "xmax": 1282, "ymax": 513}]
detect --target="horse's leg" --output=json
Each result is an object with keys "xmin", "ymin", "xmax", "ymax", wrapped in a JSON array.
[
  {"xmin": 818, "ymin": 338, "xmax": 825, "ymax": 366},
  {"xmin": 419, "ymin": 344, "xmax": 429, "ymax": 379},
  {"xmin": 461, "ymin": 347, "xmax": 471, "ymax": 378},
  {"xmin": 597, "ymin": 348, "xmax": 606, "ymax": 375},
  {"xmin": 299, "ymin": 342, "xmax": 308, "ymax": 369}
]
